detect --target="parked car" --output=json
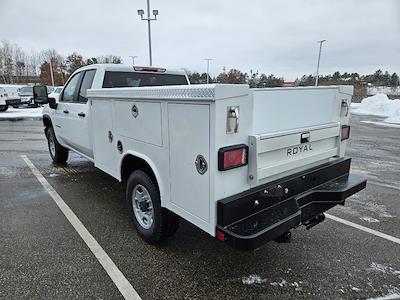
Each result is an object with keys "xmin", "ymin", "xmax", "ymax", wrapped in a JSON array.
[
  {"xmin": 47, "ymin": 86, "xmax": 63, "ymax": 102},
  {"xmin": 0, "ymin": 85, "xmax": 22, "ymax": 111},
  {"xmin": 34, "ymin": 64, "xmax": 366, "ymax": 250},
  {"xmin": 19, "ymin": 86, "xmax": 38, "ymax": 107}
]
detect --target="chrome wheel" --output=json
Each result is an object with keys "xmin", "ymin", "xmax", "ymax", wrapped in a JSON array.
[
  {"xmin": 132, "ymin": 184, "xmax": 154, "ymax": 229},
  {"xmin": 48, "ymin": 133, "xmax": 56, "ymax": 157}
]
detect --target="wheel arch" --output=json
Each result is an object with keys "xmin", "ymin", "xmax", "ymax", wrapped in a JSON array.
[
  {"xmin": 43, "ymin": 114, "xmax": 52, "ymax": 132},
  {"xmin": 119, "ymin": 151, "xmax": 165, "ymax": 205}
]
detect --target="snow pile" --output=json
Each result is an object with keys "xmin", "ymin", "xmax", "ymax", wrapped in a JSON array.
[
  {"xmin": 352, "ymin": 93, "xmax": 400, "ymax": 124},
  {"xmin": 0, "ymin": 107, "xmax": 43, "ymax": 119}
]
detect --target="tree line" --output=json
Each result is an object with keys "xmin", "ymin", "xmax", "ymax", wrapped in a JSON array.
[
  {"xmin": 0, "ymin": 40, "xmax": 122, "ymax": 85},
  {"xmin": 189, "ymin": 69, "xmax": 399, "ymax": 88},
  {"xmin": 1, "ymin": 40, "xmax": 398, "ymax": 89}
]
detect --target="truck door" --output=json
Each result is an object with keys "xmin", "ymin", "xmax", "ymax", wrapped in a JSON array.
[
  {"xmin": 61, "ymin": 69, "xmax": 96, "ymax": 159},
  {"xmin": 53, "ymin": 71, "xmax": 84, "ymax": 146}
]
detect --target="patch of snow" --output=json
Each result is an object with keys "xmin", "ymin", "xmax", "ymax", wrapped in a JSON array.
[
  {"xmin": 270, "ymin": 279, "xmax": 288, "ymax": 287},
  {"xmin": 49, "ymin": 173, "xmax": 59, "ymax": 177},
  {"xmin": 352, "ymin": 287, "xmax": 362, "ymax": 292},
  {"xmin": 0, "ymin": 107, "xmax": 43, "ymax": 119},
  {"xmin": 360, "ymin": 216, "xmax": 380, "ymax": 223},
  {"xmin": 366, "ymin": 293, "xmax": 400, "ymax": 300},
  {"xmin": 241, "ymin": 274, "xmax": 267, "ymax": 285},
  {"xmin": 351, "ymin": 93, "xmax": 400, "ymax": 124},
  {"xmin": 367, "ymin": 263, "xmax": 400, "ymax": 276}
]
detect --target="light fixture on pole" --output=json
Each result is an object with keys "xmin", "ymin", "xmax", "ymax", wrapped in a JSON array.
[
  {"xmin": 315, "ymin": 39, "xmax": 326, "ymax": 86},
  {"xmin": 138, "ymin": 0, "xmax": 158, "ymax": 66},
  {"xmin": 129, "ymin": 55, "xmax": 138, "ymax": 66},
  {"xmin": 203, "ymin": 58, "xmax": 213, "ymax": 84}
]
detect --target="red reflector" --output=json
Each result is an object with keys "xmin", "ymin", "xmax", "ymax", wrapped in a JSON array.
[
  {"xmin": 224, "ymin": 148, "xmax": 246, "ymax": 169},
  {"xmin": 216, "ymin": 231, "xmax": 225, "ymax": 241},
  {"xmin": 218, "ymin": 144, "xmax": 248, "ymax": 171},
  {"xmin": 341, "ymin": 125, "xmax": 350, "ymax": 141}
]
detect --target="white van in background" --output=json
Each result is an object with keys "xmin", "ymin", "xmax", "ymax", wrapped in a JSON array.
[{"xmin": 0, "ymin": 85, "xmax": 22, "ymax": 111}]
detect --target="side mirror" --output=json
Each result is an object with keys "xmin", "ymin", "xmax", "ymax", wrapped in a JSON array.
[
  {"xmin": 33, "ymin": 85, "xmax": 49, "ymax": 104},
  {"xmin": 33, "ymin": 86, "xmax": 57, "ymax": 109}
]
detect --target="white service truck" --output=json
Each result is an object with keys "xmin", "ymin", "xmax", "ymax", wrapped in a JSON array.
[
  {"xmin": 0, "ymin": 85, "xmax": 22, "ymax": 111},
  {"xmin": 34, "ymin": 64, "xmax": 366, "ymax": 250}
]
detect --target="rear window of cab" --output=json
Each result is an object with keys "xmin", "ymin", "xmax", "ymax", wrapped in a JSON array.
[{"xmin": 102, "ymin": 71, "xmax": 188, "ymax": 88}]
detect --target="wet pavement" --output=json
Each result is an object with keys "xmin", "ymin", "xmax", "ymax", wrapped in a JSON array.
[{"xmin": 0, "ymin": 116, "xmax": 399, "ymax": 300}]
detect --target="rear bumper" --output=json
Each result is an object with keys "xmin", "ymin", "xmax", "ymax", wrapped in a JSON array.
[{"xmin": 216, "ymin": 158, "xmax": 366, "ymax": 250}]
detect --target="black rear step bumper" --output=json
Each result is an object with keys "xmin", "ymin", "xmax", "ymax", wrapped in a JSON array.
[
  {"xmin": 5, "ymin": 99, "xmax": 21, "ymax": 106},
  {"xmin": 216, "ymin": 158, "xmax": 367, "ymax": 250}
]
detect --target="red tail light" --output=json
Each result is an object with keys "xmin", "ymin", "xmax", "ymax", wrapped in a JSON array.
[
  {"xmin": 218, "ymin": 144, "xmax": 248, "ymax": 171},
  {"xmin": 341, "ymin": 125, "xmax": 350, "ymax": 141}
]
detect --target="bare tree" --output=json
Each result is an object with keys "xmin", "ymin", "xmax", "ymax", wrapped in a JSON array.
[{"xmin": 1, "ymin": 40, "xmax": 15, "ymax": 84}]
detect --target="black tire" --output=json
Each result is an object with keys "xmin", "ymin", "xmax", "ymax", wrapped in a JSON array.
[
  {"xmin": 126, "ymin": 170, "xmax": 180, "ymax": 244},
  {"xmin": 12, "ymin": 105, "xmax": 19, "ymax": 109},
  {"xmin": 46, "ymin": 127, "xmax": 68, "ymax": 163},
  {"xmin": 0, "ymin": 105, "xmax": 8, "ymax": 112}
]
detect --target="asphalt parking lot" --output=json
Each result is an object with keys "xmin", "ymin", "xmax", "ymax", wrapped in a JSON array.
[{"xmin": 0, "ymin": 115, "xmax": 399, "ymax": 300}]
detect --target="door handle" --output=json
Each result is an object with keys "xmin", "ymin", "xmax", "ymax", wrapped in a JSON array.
[
  {"xmin": 78, "ymin": 112, "xmax": 86, "ymax": 117},
  {"xmin": 63, "ymin": 110, "xmax": 69, "ymax": 114}
]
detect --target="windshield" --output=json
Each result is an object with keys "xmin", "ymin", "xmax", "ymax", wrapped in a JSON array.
[
  {"xmin": 53, "ymin": 87, "xmax": 63, "ymax": 94},
  {"xmin": 19, "ymin": 86, "xmax": 33, "ymax": 95},
  {"xmin": 102, "ymin": 71, "xmax": 188, "ymax": 88}
]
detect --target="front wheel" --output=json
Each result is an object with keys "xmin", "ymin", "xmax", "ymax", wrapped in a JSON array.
[
  {"xmin": 0, "ymin": 105, "xmax": 8, "ymax": 112},
  {"xmin": 126, "ymin": 170, "xmax": 179, "ymax": 244},
  {"xmin": 46, "ymin": 127, "xmax": 68, "ymax": 163}
]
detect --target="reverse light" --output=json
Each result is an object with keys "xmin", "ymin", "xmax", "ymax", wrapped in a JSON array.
[
  {"xmin": 341, "ymin": 125, "xmax": 350, "ymax": 141},
  {"xmin": 218, "ymin": 144, "xmax": 248, "ymax": 171}
]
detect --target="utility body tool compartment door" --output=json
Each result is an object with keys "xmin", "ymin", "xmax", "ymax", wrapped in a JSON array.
[
  {"xmin": 114, "ymin": 100, "xmax": 162, "ymax": 146},
  {"xmin": 91, "ymin": 99, "xmax": 118, "ymax": 178},
  {"xmin": 168, "ymin": 103, "xmax": 210, "ymax": 224}
]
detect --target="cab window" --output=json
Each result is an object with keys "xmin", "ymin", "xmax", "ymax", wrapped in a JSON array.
[
  {"xmin": 78, "ymin": 70, "xmax": 96, "ymax": 103},
  {"xmin": 61, "ymin": 72, "xmax": 83, "ymax": 102}
]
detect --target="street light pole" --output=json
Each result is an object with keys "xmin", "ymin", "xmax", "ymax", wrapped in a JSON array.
[
  {"xmin": 138, "ymin": 0, "xmax": 158, "ymax": 66},
  {"xmin": 203, "ymin": 58, "xmax": 213, "ymax": 84},
  {"xmin": 129, "ymin": 55, "xmax": 138, "ymax": 66},
  {"xmin": 315, "ymin": 39, "xmax": 326, "ymax": 86},
  {"xmin": 49, "ymin": 59, "xmax": 55, "ymax": 86}
]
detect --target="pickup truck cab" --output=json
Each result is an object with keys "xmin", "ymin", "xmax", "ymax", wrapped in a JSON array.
[
  {"xmin": 36, "ymin": 64, "xmax": 366, "ymax": 250},
  {"xmin": 40, "ymin": 64, "xmax": 189, "ymax": 160}
]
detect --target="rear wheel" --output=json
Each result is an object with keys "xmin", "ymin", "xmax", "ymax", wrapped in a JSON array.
[
  {"xmin": 0, "ymin": 105, "xmax": 8, "ymax": 112},
  {"xmin": 126, "ymin": 170, "xmax": 180, "ymax": 244},
  {"xmin": 46, "ymin": 127, "xmax": 68, "ymax": 163}
]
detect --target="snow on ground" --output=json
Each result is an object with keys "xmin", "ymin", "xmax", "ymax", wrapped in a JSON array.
[
  {"xmin": 0, "ymin": 107, "xmax": 43, "ymax": 119},
  {"xmin": 366, "ymin": 292, "xmax": 400, "ymax": 300},
  {"xmin": 241, "ymin": 274, "xmax": 267, "ymax": 285},
  {"xmin": 351, "ymin": 93, "xmax": 400, "ymax": 125}
]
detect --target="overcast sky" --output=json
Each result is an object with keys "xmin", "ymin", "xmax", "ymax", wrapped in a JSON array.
[{"xmin": 0, "ymin": 0, "xmax": 399, "ymax": 80}]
